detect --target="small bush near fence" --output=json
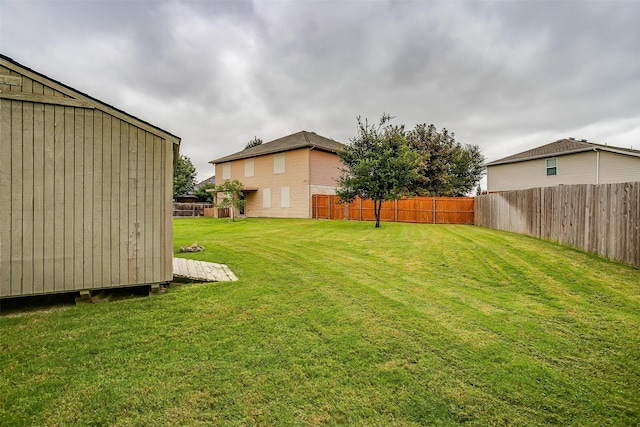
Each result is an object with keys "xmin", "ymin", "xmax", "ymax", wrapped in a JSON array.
[
  {"xmin": 312, "ymin": 195, "xmax": 475, "ymax": 224},
  {"xmin": 173, "ymin": 203, "xmax": 212, "ymax": 217}
]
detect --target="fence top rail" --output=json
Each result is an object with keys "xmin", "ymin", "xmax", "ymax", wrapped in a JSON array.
[
  {"xmin": 312, "ymin": 194, "xmax": 475, "ymax": 224},
  {"xmin": 173, "ymin": 202, "xmax": 213, "ymax": 205}
]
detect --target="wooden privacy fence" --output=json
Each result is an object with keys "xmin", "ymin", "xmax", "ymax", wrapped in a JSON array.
[
  {"xmin": 173, "ymin": 203, "xmax": 212, "ymax": 217},
  {"xmin": 312, "ymin": 195, "xmax": 475, "ymax": 224},
  {"xmin": 475, "ymin": 182, "xmax": 640, "ymax": 268}
]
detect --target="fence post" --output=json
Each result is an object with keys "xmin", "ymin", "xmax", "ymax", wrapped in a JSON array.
[
  {"xmin": 395, "ymin": 199, "xmax": 398, "ymax": 222},
  {"xmin": 433, "ymin": 198, "xmax": 436, "ymax": 224},
  {"xmin": 310, "ymin": 194, "xmax": 483, "ymax": 227}
]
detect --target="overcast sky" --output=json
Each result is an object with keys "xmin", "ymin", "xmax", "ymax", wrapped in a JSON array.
[{"xmin": 1, "ymin": 0, "xmax": 639, "ymax": 185}]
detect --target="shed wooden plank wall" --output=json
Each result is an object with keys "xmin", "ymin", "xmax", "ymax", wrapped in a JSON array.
[
  {"xmin": 475, "ymin": 182, "xmax": 640, "ymax": 268},
  {"xmin": 0, "ymin": 62, "xmax": 176, "ymax": 298}
]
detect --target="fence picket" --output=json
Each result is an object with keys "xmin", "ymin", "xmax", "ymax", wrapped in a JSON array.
[
  {"xmin": 312, "ymin": 195, "xmax": 475, "ymax": 225},
  {"xmin": 475, "ymin": 182, "xmax": 640, "ymax": 268},
  {"xmin": 173, "ymin": 203, "xmax": 212, "ymax": 217}
]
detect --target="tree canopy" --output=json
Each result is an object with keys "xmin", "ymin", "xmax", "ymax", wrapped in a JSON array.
[
  {"xmin": 337, "ymin": 114, "xmax": 419, "ymax": 228},
  {"xmin": 448, "ymin": 143, "xmax": 485, "ymax": 196},
  {"xmin": 337, "ymin": 115, "xmax": 486, "ymax": 227},
  {"xmin": 245, "ymin": 136, "xmax": 263, "ymax": 150},
  {"xmin": 407, "ymin": 124, "xmax": 485, "ymax": 196},
  {"xmin": 194, "ymin": 183, "xmax": 215, "ymax": 203},
  {"xmin": 173, "ymin": 155, "xmax": 197, "ymax": 198}
]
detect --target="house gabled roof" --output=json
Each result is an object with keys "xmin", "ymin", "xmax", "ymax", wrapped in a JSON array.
[
  {"xmin": 210, "ymin": 131, "xmax": 345, "ymax": 164},
  {"xmin": 0, "ymin": 53, "xmax": 180, "ymax": 145},
  {"xmin": 487, "ymin": 138, "xmax": 640, "ymax": 166},
  {"xmin": 195, "ymin": 175, "xmax": 216, "ymax": 189}
]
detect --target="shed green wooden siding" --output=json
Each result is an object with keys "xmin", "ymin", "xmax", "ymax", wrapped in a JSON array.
[{"xmin": 0, "ymin": 56, "xmax": 179, "ymax": 298}]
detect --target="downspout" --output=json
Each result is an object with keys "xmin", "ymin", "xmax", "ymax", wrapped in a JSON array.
[
  {"xmin": 595, "ymin": 149, "xmax": 600, "ymax": 184},
  {"xmin": 309, "ymin": 146, "xmax": 315, "ymax": 218}
]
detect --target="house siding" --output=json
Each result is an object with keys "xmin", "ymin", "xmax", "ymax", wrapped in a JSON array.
[
  {"xmin": 309, "ymin": 149, "xmax": 342, "ymax": 187},
  {"xmin": 216, "ymin": 148, "xmax": 311, "ymax": 218},
  {"xmin": 487, "ymin": 151, "xmax": 599, "ymax": 192},
  {"xmin": 599, "ymin": 151, "xmax": 640, "ymax": 184},
  {"xmin": 0, "ymin": 59, "xmax": 178, "ymax": 298}
]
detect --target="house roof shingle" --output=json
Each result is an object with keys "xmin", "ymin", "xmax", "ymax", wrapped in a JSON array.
[
  {"xmin": 210, "ymin": 131, "xmax": 345, "ymax": 164},
  {"xmin": 195, "ymin": 175, "xmax": 216, "ymax": 189},
  {"xmin": 487, "ymin": 138, "xmax": 640, "ymax": 166}
]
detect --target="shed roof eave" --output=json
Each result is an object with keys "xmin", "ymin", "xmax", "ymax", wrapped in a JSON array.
[{"xmin": 0, "ymin": 54, "xmax": 180, "ymax": 145}]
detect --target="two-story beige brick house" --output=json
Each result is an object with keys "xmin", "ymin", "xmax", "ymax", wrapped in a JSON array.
[
  {"xmin": 210, "ymin": 131, "xmax": 345, "ymax": 218},
  {"xmin": 486, "ymin": 138, "xmax": 640, "ymax": 192}
]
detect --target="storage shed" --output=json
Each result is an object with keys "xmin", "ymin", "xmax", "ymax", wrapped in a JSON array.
[{"xmin": 0, "ymin": 54, "xmax": 181, "ymax": 299}]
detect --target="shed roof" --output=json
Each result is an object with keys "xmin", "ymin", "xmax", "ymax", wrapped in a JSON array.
[
  {"xmin": 487, "ymin": 138, "xmax": 640, "ymax": 166},
  {"xmin": 210, "ymin": 131, "xmax": 344, "ymax": 164},
  {"xmin": 0, "ymin": 53, "xmax": 180, "ymax": 144}
]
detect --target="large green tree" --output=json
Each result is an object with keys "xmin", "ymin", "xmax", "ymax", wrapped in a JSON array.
[
  {"xmin": 407, "ymin": 124, "xmax": 485, "ymax": 196},
  {"xmin": 173, "ymin": 155, "xmax": 197, "ymax": 198},
  {"xmin": 406, "ymin": 124, "xmax": 456, "ymax": 196},
  {"xmin": 194, "ymin": 183, "xmax": 215, "ymax": 203},
  {"xmin": 337, "ymin": 114, "xmax": 419, "ymax": 228},
  {"xmin": 448, "ymin": 143, "xmax": 485, "ymax": 196},
  {"xmin": 245, "ymin": 136, "xmax": 263, "ymax": 150}
]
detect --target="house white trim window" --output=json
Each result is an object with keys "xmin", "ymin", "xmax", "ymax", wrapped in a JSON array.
[
  {"xmin": 281, "ymin": 187, "xmax": 290, "ymax": 208},
  {"xmin": 222, "ymin": 163, "xmax": 231, "ymax": 180},
  {"xmin": 245, "ymin": 159, "xmax": 254, "ymax": 177},
  {"xmin": 274, "ymin": 153, "xmax": 285, "ymax": 174},
  {"xmin": 546, "ymin": 158, "xmax": 557, "ymax": 176},
  {"xmin": 263, "ymin": 188, "xmax": 271, "ymax": 209}
]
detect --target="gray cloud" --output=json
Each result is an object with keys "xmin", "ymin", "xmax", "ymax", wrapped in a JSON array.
[{"xmin": 1, "ymin": 0, "xmax": 638, "ymax": 183}]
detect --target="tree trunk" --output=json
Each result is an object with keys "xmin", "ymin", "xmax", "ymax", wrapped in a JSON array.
[{"xmin": 374, "ymin": 200, "xmax": 381, "ymax": 228}]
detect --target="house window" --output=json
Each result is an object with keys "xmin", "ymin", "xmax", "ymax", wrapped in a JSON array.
[
  {"xmin": 245, "ymin": 159, "xmax": 254, "ymax": 177},
  {"xmin": 281, "ymin": 187, "xmax": 290, "ymax": 208},
  {"xmin": 546, "ymin": 158, "xmax": 557, "ymax": 176},
  {"xmin": 263, "ymin": 188, "xmax": 271, "ymax": 209},
  {"xmin": 274, "ymin": 153, "xmax": 285, "ymax": 174},
  {"xmin": 222, "ymin": 163, "xmax": 231, "ymax": 180}
]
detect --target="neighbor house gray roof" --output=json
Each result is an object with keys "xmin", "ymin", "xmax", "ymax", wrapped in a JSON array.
[
  {"xmin": 195, "ymin": 175, "xmax": 215, "ymax": 189},
  {"xmin": 487, "ymin": 138, "xmax": 640, "ymax": 166},
  {"xmin": 210, "ymin": 131, "xmax": 345, "ymax": 164}
]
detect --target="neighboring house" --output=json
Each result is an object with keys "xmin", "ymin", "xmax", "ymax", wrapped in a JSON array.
[
  {"xmin": 174, "ymin": 176, "xmax": 216, "ymax": 203},
  {"xmin": 196, "ymin": 175, "xmax": 216, "ymax": 190},
  {"xmin": 486, "ymin": 138, "xmax": 640, "ymax": 192},
  {"xmin": 0, "ymin": 54, "xmax": 180, "ymax": 299},
  {"xmin": 210, "ymin": 131, "xmax": 344, "ymax": 218}
]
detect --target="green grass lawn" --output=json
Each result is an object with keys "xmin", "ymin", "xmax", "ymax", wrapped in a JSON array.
[{"xmin": 1, "ymin": 218, "xmax": 639, "ymax": 426}]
